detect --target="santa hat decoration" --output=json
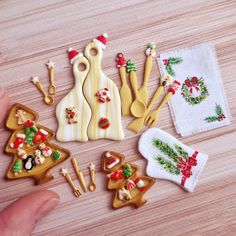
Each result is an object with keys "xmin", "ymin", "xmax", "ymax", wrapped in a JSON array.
[
  {"xmin": 67, "ymin": 48, "xmax": 83, "ymax": 64},
  {"xmin": 93, "ymin": 33, "xmax": 108, "ymax": 50},
  {"xmin": 105, "ymin": 152, "xmax": 120, "ymax": 169}
]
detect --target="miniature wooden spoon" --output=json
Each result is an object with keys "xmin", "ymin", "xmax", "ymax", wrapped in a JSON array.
[
  {"xmin": 31, "ymin": 76, "xmax": 54, "ymax": 105},
  {"xmin": 46, "ymin": 60, "xmax": 56, "ymax": 95},
  {"xmin": 88, "ymin": 163, "xmax": 96, "ymax": 192},
  {"xmin": 127, "ymin": 60, "xmax": 146, "ymax": 118},
  {"xmin": 128, "ymin": 75, "xmax": 173, "ymax": 133},
  {"xmin": 116, "ymin": 53, "xmax": 132, "ymax": 116},
  {"xmin": 138, "ymin": 43, "xmax": 156, "ymax": 105}
]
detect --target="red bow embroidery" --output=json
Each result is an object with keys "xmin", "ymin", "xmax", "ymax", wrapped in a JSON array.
[
  {"xmin": 176, "ymin": 151, "xmax": 198, "ymax": 186},
  {"xmin": 185, "ymin": 77, "xmax": 199, "ymax": 94}
]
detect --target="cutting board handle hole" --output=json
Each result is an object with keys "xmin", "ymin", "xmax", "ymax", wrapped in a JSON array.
[
  {"xmin": 89, "ymin": 48, "xmax": 98, "ymax": 56},
  {"xmin": 78, "ymin": 63, "xmax": 86, "ymax": 71}
]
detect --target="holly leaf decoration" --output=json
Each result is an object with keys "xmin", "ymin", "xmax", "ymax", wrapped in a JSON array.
[
  {"xmin": 155, "ymin": 156, "xmax": 180, "ymax": 175},
  {"xmin": 215, "ymin": 104, "xmax": 223, "ymax": 116},
  {"xmin": 168, "ymin": 57, "xmax": 183, "ymax": 65},
  {"xmin": 204, "ymin": 116, "xmax": 218, "ymax": 123},
  {"xmin": 166, "ymin": 64, "xmax": 175, "ymax": 76},
  {"xmin": 204, "ymin": 104, "xmax": 225, "ymax": 123}
]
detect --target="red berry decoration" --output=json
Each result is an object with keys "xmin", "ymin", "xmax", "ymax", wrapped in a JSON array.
[{"xmin": 98, "ymin": 117, "xmax": 110, "ymax": 129}]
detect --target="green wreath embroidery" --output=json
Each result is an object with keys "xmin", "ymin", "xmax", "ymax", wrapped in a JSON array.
[
  {"xmin": 163, "ymin": 57, "xmax": 183, "ymax": 76},
  {"xmin": 181, "ymin": 76, "xmax": 209, "ymax": 105},
  {"xmin": 204, "ymin": 104, "xmax": 225, "ymax": 123}
]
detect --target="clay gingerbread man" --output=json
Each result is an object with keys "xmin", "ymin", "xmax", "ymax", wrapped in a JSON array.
[{"xmin": 15, "ymin": 109, "xmax": 27, "ymax": 125}]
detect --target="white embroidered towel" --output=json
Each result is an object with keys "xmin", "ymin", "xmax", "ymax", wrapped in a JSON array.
[
  {"xmin": 139, "ymin": 128, "xmax": 208, "ymax": 192},
  {"xmin": 157, "ymin": 44, "xmax": 231, "ymax": 136}
]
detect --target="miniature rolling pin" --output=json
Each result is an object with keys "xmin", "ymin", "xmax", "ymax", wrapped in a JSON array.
[{"xmin": 71, "ymin": 158, "xmax": 87, "ymax": 192}]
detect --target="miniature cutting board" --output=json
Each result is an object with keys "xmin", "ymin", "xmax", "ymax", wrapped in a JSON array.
[
  {"xmin": 56, "ymin": 56, "xmax": 92, "ymax": 142},
  {"xmin": 83, "ymin": 42, "xmax": 124, "ymax": 140}
]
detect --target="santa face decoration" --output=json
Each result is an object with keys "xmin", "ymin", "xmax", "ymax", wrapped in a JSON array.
[
  {"xmin": 160, "ymin": 74, "xmax": 173, "ymax": 87},
  {"xmin": 96, "ymin": 88, "xmax": 111, "ymax": 103},
  {"xmin": 116, "ymin": 53, "xmax": 127, "ymax": 68},
  {"xmin": 168, "ymin": 80, "xmax": 181, "ymax": 94}
]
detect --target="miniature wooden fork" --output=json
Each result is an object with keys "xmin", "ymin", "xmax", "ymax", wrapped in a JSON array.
[
  {"xmin": 145, "ymin": 90, "xmax": 175, "ymax": 127},
  {"xmin": 61, "ymin": 168, "xmax": 81, "ymax": 198}
]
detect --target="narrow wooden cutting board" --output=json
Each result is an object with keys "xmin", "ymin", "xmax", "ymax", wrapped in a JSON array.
[{"xmin": 83, "ymin": 41, "xmax": 124, "ymax": 140}]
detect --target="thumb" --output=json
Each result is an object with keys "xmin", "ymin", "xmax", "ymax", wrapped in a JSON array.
[
  {"xmin": 0, "ymin": 87, "xmax": 9, "ymax": 126},
  {"xmin": 0, "ymin": 190, "xmax": 59, "ymax": 236}
]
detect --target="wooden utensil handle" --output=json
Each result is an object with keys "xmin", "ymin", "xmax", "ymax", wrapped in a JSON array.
[
  {"xmin": 71, "ymin": 158, "xmax": 80, "ymax": 173},
  {"xmin": 156, "ymin": 92, "xmax": 173, "ymax": 111},
  {"xmin": 130, "ymin": 71, "xmax": 139, "ymax": 97},
  {"xmin": 65, "ymin": 173, "xmax": 76, "ymax": 190},
  {"xmin": 147, "ymin": 86, "xmax": 164, "ymax": 112},
  {"xmin": 49, "ymin": 67, "xmax": 54, "ymax": 85},
  {"xmin": 35, "ymin": 82, "xmax": 47, "ymax": 96},
  {"xmin": 143, "ymin": 56, "xmax": 153, "ymax": 86},
  {"xmin": 119, "ymin": 66, "xmax": 127, "ymax": 85},
  {"xmin": 90, "ymin": 169, "xmax": 95, "ymax": 182}
]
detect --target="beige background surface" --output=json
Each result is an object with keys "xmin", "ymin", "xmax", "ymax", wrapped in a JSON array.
[{"xmin": 0, "ymin": 0, "xmax": 236, "ymax": 235}]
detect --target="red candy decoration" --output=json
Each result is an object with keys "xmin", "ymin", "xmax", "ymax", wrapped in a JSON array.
[{"xmin": 98, "ymin": 117, "xmax": 110, "ymax": 129}]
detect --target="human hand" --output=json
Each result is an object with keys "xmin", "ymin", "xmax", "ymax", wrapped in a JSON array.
[
  {"xmin": 0, "ymin": 87, "xmax": 9, "ymax": 126},
  {"xmin": 0, "ymin": 190, "xmax": 59, "ymax": 236}
]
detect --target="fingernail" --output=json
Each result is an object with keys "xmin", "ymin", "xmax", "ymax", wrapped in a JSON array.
[{"xmin": 35, "ymin": 197, "xmax": 60, "ymax": 222}]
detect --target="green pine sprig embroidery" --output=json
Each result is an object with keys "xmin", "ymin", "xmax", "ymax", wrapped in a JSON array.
[
  {"xmin": 175, "ymin": 145, "xmax": 188, "ymax": 159},
  {"xmin": 152, "ymin": 139, "xmax": 179, "ymax": 163},
  {"xmin": 155, "ymin": 156, "xmax": 180, "ymax": 175},
  {"xmin": 152, "ymin": 139, "xmax": 190, "ymax": 176},
  {"xmin": 204, "ymin": 104, "xmax": 225, "ymax": 123},
  {"xmin": 163, "ymin": 57, "xmax": 183, "ymax": 76}
]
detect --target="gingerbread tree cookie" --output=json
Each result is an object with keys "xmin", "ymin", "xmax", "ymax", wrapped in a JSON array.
[
  {"xmin": 5, "ymin": 103, "xmax": 70, "ymax": 185},
  {"xmin": 102, "ymin": 151, "xmax": 155, "ymax": 209}
]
